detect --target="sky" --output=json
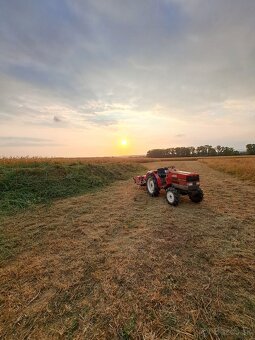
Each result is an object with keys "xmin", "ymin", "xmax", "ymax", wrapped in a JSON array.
[{"xmin": 0, "ymin": 0, "xmax": 255, "ymax": 157}]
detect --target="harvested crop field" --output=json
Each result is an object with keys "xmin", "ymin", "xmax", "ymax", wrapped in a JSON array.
[
  {"xmin": 201, "ymin": 157, "xmax": 255, "ymax": 184},
  {"xmin": 0, "ymin": 160, "xmax": 255, "ymax": 339}
]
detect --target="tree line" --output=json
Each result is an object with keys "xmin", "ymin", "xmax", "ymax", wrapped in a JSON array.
[{"xmin": 146, "ymin": 144, "xmax": 255, "ymax": 158}]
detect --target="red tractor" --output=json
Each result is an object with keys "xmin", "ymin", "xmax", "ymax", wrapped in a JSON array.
[{"xmin": 134, "ymin": 166, "xmax": 204, "ymax": 206}]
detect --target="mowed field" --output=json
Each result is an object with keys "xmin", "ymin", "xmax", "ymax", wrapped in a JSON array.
[{"xmin": 0, "ymin": 157, "xmax": 255, "ymax": 339}]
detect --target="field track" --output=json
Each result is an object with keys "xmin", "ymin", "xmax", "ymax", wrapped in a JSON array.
[{"xmin": 1, "ymin": 161, "xmax": 255, "ymax": 339}]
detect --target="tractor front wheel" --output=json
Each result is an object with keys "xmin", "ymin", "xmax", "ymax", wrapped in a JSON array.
[
  {"xmin": 166, "ymin": 187, "xmax": 180, "ymax": 206},
  {"xmin": 189, "ymin": 188, "xmax": 204, "ymax": 203},
  {"xmin": 146, "ymin": 175, "xmax": 160, "ymax": 197}
]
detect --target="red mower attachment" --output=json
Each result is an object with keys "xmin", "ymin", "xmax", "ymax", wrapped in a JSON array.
[{"xmin": 133, "ymin": 166, "xmax": 204, "ymax": 206}]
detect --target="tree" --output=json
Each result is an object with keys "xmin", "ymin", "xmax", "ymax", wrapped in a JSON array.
[
  {"xmin": 246, "ymin": 144, "xmax": 255, "ymax": 155},
  {"xmin": 189, "ymin": 146, "xmax": 196, "ymax": 156},
  {"xmin": 221, "ymin": 147, "xmax": 235, "ymax": 156},
  {"xmin": 216, "ymin": 145, "xmax": 223, "ymax": 155},
  {"xmin": 147, "ymin": 144, "xmax": 240, "ymax": 158},
  {"xmin": 196, "ymin": 145, "xmax": 207, "ymax": 156},
  {"xmin": 165, "ymin": 148, "xmax": 175, "ymax": 157},
  {"xmin": 204, "ymin": 145, "xmax": 217, "ymax": 156},
  {"xmin": 147, "ymin": 149, "xmax": 167, "ymax": 158}
]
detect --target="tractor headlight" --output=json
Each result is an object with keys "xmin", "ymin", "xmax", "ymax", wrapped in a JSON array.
[{"xmin": 187, "ymin": 182, "xmax": 199, "ymax": 186}]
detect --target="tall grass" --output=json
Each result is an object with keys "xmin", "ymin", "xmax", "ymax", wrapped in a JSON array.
[
  {"xmin": 201, "ymin": 157, "xmax": 255, "ymax": 183},
  {"xmin": 0, "ymin": 156, "xmax": 146, "ymax": 166},
  {"xmin": 0, "ymin": 156, "xmax": 199, "ymax": 167},
  {"xmin": 0, "ymin": 161, "xmax": 145, "ymax": 216}
]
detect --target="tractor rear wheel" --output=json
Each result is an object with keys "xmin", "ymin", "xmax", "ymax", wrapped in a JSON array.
[
  {"xmin": 166, "ymin": 187, "xmax": 180, "ymax": 206},
  {"xmin": 146, "ymin": 175, "xmax": 160, "ymax": 197},
  {"xmin": 189, "ymin": 188, "xmax": 204, "ymax": 203}
]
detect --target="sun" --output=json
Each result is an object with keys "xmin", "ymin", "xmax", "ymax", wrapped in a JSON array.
[{"xmin": 121, "ymin": 139, "xmax": 128, "ymax": 146}]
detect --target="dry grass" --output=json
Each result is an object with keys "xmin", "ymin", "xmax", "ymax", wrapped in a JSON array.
[
  {"xmin": 0, "ymin": 156, "xmax": 200, "ymax": 167},
  {"xmin": 0, "ymin": 160, "xmax": 255, "ymax": 339},
  {"xmin": 0, "ymin": 156, "xmax": 162, "ymax": 166},
  {"xmin": 0, "ymin": 156, "xmax": 146, "ymax": 166},
  {"xmin": 201, "ymin": 157, "xmax": 255, "ymax": 184},
  {"xmin": 1, "ymin": 155, "xmax": 252, "ymax": 166}
]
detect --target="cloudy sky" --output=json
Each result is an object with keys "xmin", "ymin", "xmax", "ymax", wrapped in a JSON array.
[{"xmin": 0, "ymin": 0, "xmax": 254, "ymax": 156}]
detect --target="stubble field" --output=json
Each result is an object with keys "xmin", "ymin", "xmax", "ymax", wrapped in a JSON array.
[{"xmin": 0, "ymin": 157, "xmax": 254, "ymax": 339}]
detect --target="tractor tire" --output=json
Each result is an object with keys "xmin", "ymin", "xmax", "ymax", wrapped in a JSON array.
[
  {"xmin": 146, "ymin": 174, "xmax": 160, "ymax": 197},
  {"xmin": 189, "ymin": 188, "xmax": 204, "ymax": 203},
  {"xmin": 166, "ymin": 187, "xmax": 180, "ymax": 206}
]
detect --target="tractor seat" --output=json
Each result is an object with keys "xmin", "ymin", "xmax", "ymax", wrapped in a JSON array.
[{"xmin": 157, "ymin": 168, "xmax": 167, "ymax": 178}]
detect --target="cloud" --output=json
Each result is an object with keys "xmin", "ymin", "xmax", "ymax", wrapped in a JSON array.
[
  {"xmin": 0, "ymin": 137, "xmax": 59, "ymax": 147},
  {"xmin": 53, "ymin": 115, "xmax": 62, "ymax": 123},
  {"xmin": 0, "ymin": 0, "xmax": 254, "ymax": 154}
]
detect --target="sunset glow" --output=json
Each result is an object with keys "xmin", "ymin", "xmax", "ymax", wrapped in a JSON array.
[
  {"xmin": 0, "ymin": 1, "xmax": 254, "ymax": 157},
  {"xmin": 121, "ymin": 139, "xmax": 128, "ymax": 147}
]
